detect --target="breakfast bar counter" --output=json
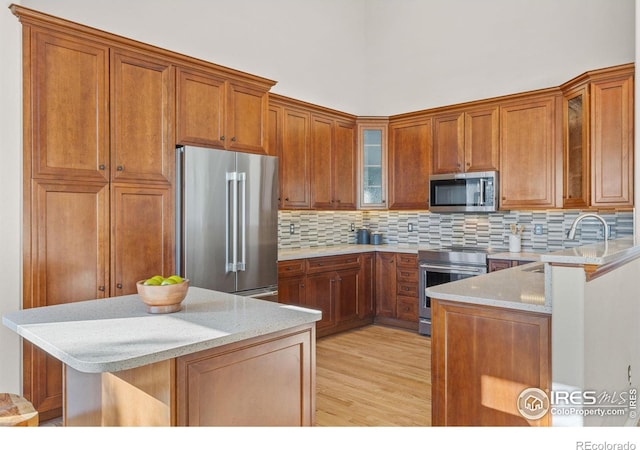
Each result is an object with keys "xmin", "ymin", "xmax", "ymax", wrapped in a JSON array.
[{"xmin": 2, "ymin": 287, "xmax": 321, "ymax": 426}]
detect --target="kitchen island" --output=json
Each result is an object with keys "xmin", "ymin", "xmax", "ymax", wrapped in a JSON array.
[
  {"xmin": 2, "ymin": 287, "xmax": 321, "ymax": 426},
  {"xmin": 426, "ymin": 236, "xmax": 640, "ymax": 427}
]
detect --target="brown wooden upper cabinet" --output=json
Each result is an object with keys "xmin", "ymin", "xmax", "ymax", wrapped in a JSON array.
[
  {"xmin": 590, "ymin": 69, "xmax": 634, "ymax": 207},
  {"xmin": 29, "ymin": 28, "xmax": 110, "ymax": 183},
  {"xmin": 111, "ymin": 49, "xmax": 175, "ymax": 185},
  {"xmin": 499, "ymin": 94, "xmax": 562, "ymax": 210},
  {"xmin": 388, "ymin": 116, "xmax": 432, "ymax": 209},
  {"xmin": 278, "ymin": 105, "xmax": 312, "ymax": 209},
  {"xmin": 310, "ymin": 114, "xmax": 357, "ymax": 209},
  {"xmin": 176, "ymin": 66, "xmax": 274, "ymax": 155},
  {"xmin": 562, "ymin": 82, "xmax": 590, "ymax": 208},
  {"xmin": 432, "ymin": 106, "xmax": 499, "ymax": 174},
  {"xmin": 561, "ymin": 64, "xmax": 634, "ymax": 208}
]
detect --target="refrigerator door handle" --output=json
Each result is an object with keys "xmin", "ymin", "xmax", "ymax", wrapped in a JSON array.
[
  {"xmin": 226, "ymin": 172, "xmax": 238, "ymax": 272},
  {"xmin": 238, "ymin": 172, "xmax": 247, "ymax": 271}
]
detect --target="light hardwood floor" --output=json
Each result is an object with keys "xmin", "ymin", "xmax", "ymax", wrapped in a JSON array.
[{"xmin": 315, "ymin": 325, "xmax": 431, "ymax": 426}]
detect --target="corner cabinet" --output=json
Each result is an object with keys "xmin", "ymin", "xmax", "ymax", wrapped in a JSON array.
[
  {"xmin": 499, "ymin": 94, "xmax": 562, "ymax": 210},
  {"xmin": 388, "ymin": 116, "xmax": 432, "ymax": 209},
  {"xmin": 357, "ymin": 119, "xmax": 389, "ymax": 209}
]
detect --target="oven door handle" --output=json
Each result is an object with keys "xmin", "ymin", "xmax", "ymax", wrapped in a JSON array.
[{"xmin": 420, "ymin": 263, "xmax": 486, "ymax": 275}]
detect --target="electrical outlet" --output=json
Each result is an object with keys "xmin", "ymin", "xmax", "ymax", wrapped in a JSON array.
[
  {"xmin": 534, "ymin": 224, "xmax": 543, "ymax": 235},
  {"xmin": 350, "ymin": 223, "xmax": 355, "ymax": 232},
  {"xmin": 407, "ymin": 223, "xmax": 414, "ymax": 232},
  {"xmin": 289, "ymin": 223, "xmax": 295, "ymax": 235}
]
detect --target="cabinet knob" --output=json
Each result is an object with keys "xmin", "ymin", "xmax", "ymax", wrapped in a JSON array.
[
  {"xmin": 98, "ymin": 286, "xmax": 105, "ymax": 291},
  {"xmin": 231, "ymin": 137, "xmax": 236, "ymax": 142},
  {"xmin": 99, "ymin": 164, "xmax": 106, "ymax": 170},
  {"xmin": 117, "ymin": 166, "xmax": 124, "ymax": 171},
  {"xmin": 285, "ymin": 197, "xmax": 289, "ymax": 201},
  {"xmin": 117, "ymin": 283, "xmax": 123, "ymax": 289},
  {"xmin": 466, "ymin": 162, "xmax": 471, "ymax": 166},
  {"xmin": 220, "ymin": 135, "xmax": 225, "ymax": 141}
]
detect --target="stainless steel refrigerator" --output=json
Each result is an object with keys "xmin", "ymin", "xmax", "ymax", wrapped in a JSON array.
[{"xmin": 176, "ymin": 145, "xmax": 278, "ymax": 296}]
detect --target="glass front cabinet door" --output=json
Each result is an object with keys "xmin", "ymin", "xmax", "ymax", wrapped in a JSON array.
[
  {"xmin": 562, "ymin": 82, "xmax": 590, "ymax": 208},
  {"xmin": 357, "ymin": 119, "xmax": 388, "ymax": 209}
]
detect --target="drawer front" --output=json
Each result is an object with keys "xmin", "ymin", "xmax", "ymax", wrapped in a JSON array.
[
  {"xmin": 278, "ymin": 260, "xmax": 306, "ymax": 278},
  {"xmin": 396, "ymin": 295, "xmax": 419, "ymax": 322},
  {"xmin": 306, "ymin": 254, "xmax": 361, "ymax": 274},
  {"xmin": 397, "ymin": 282, "xmax": 418, "ymax": 298},
  {"xmin": 396, "ymin": 253, "xmax": 418, "ymax": 268},
  {"xmin": 396, "ymin": 267, "xmax": 418, "ymax": 283}
]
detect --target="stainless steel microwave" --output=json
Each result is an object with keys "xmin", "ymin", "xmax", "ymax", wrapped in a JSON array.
[{"xmin": 429, "ymin": 171, "xmax": 499, "ymax": 212}]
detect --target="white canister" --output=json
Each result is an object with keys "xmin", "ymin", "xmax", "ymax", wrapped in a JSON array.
[{"xmin": 508, "ymin": 234, "xmax": 522, "ymax": 253}]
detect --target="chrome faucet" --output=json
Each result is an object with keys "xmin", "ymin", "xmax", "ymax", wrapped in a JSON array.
[{"xmin": 566, "ymin": 213, "xmax": 609, "ymax": 241}]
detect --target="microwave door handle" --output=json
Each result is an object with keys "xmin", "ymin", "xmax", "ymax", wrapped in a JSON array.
[{"xmin": 479, "ymin": 179, "xmax": 485, "ymax": 206}]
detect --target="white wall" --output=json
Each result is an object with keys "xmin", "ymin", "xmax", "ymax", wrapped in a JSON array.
[
  {"xmin": 0, "ymin": 0, "xmax": 636, "ymax": 395},
  {"xmin": 0, "ymin": 1, "xmax": 23, "ymax": 394},
  {"xmin": 18, "ymin": 0, "xmax": 370, "ymax": 114},
  {"xmin": 364, "ymin": 0, "xmax": 635, "ymax": 115}
]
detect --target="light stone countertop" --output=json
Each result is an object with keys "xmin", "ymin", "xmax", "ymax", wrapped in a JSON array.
[
  {"xmin": 426, "ymin": 237, "xmax": 640, "ymax": 314},
  {"xmin": 278, "ymin": 244, "xmax": 545, "ymax": 262},
  {"xmin": 278, "ymin": 244, "xmax": 425, "ymax": 260},
  {"xmin": 540, "ymin": 236, "xmax": 639, "ymax": 266},
  {"xmin": 2, "ymin": 287, "xmax": 321, "ymax": 374},
  {"xmin": 425, "ymin": 261, "xmax": 550, "ymax": 314}
]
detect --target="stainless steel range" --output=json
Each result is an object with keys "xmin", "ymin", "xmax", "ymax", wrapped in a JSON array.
[{"xmin": 418, "ymin": 246, "xmax": 489, "ymax": 336}]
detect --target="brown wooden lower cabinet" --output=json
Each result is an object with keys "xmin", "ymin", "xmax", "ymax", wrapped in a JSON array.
[
  {"xmin": 374, "ymin": 252, "xmax": 419, "ymax": 330},
  {"xmin": 278, "ymin": 253, "xmax": 375, "ymax": 337},
  {"xmin": 431, "ymin": 299, "xmax": 551, "ymax": 426},
  {"xmin": 64, "ymin": 324, "xmax": 316, "ymax": 426}
]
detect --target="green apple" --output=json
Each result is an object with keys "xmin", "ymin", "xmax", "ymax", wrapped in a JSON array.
[
  {"xmin": 167, "ymin": 275, "xmax": 183, "ymax": 284},
  {"xmin": 143, "ymin": 278, "xmax": 161, "ymax": 286},
  {"xmin": 161, "ymin": 278, "xmax": 178, "ymax": 285}
]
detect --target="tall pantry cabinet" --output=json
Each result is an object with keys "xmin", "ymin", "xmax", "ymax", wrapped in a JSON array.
[{"xmin": 18, "ymin": 11, "xmax": 174, "ymax": 420}]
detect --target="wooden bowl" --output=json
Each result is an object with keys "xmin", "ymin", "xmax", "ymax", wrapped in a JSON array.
[{"xmin": 136, "ymin": 279, "xmax": 190, "ymax": 314}]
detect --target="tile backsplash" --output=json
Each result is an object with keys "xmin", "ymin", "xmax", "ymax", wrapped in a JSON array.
[{"xmin": 278, "ymin": 210, "xmax": 634, "ymax": 252}]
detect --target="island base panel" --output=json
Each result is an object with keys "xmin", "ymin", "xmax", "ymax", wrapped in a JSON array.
[
  {"xmin": 176, "ymin": 324, "xmax": 316, "ymax": 426},
  {"xmin": 62, "ymin": 324, "xmax": 315, "ymax": 426}
]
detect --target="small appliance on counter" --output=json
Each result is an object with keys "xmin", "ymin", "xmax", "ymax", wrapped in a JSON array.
[
  {"xmin": 356, "ymin": 228, "xmax": 370, "ymax": 244},
  {"xmin": 371, "ymin": 232, "xmax": 383, "ymax": 245}
]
